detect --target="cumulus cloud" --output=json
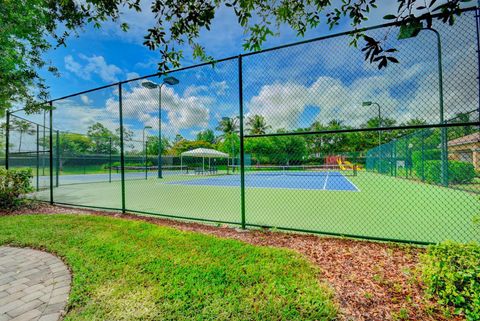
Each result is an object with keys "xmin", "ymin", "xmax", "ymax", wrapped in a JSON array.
[
  {"xmin": 183, "ymin": 80, "xmax": 229, "ymax": 97},
  {"xmin": 10, "ymin": 99, "xmax": 121, "ymax": 137},
  {"xmin": 80, "ymin": 95, "xmax": 92, "ymax": 105},
  {"xmin": 246, "ymin": 55, "xmax": 476, "ymax": 132},
  {"xmin": 126, "ymin": 72, "xmax": 140, "ymax": 80},
  {"xmin": 212, "ymin": 81, "xmax": 229, "ymax": 95},
  {"xmin": 105, "ymin": 84, "xmax": 212, "ymax": 135},
  {"xmin": 64, "ymin": 54, "xmax": 123, "ymax": 83}
]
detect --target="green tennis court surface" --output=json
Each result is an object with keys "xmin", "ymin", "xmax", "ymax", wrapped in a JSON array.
[{"xmin": 32, "ymin": 170, "xmax": 480, "ymax": 244}]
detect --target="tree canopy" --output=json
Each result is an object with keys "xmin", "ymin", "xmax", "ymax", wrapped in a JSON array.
[{"xmin": 1, "ymin": 0, "xmax": 472, "ymax": 114}]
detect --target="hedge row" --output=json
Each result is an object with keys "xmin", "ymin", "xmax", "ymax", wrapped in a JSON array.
[{"xmin": 424, "ymin": 160, "xmax": 475, "ymax": 184}]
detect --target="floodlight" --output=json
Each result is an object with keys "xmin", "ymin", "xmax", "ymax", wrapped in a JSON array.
[
  {"xmin": 142, "ymin": 81, "xmax": 158, "ymax": 89},
  {"xmin": 163, "ymin": 76, "xmax": 179, "ymax": 86}
]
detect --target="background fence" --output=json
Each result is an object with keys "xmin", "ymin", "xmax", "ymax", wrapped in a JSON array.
[{"xmin": 4, "ymin": 7, "xmax": 480, "ymax": 244}]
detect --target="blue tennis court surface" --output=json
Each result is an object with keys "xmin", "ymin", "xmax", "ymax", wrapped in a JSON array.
[{"xmin": 168, "ymin": 172, "xmax": 359, "ymax": 191}]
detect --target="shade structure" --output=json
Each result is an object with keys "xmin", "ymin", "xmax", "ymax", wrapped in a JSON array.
[
  {"xmin": 181, "ymin": 148, "xmax": 229, "ymax": 158},
  {"xmin": 180, "ymin": 148, "xmax": 229, "ymax": 174}
]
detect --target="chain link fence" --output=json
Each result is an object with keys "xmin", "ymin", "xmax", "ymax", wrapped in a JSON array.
[{"xmin": 5, "ymin": 7, "xmax": 480, "ymax": 244}]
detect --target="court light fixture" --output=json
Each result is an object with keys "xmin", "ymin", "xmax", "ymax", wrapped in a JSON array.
[
  {"xmin": 398, "ymin": 23, "xmax": 448, "ymax": 186},
  {"xmin": 163, "ymin": 76, "xmax": 179, "ymax": 86},
  {"xmin": 141, "ymin": 76, "xmax": 180, "ymax": 178},
  {"xmin": 141, "ymin": 80, "xmax": 158, "ymax": 89}
]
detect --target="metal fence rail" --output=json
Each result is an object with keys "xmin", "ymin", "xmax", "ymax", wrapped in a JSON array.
[{"xmin": 5, "ymin": 7, "xmax": 480, "ymax": 244}]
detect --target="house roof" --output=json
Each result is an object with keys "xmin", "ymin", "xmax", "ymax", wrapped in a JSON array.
[{"xmin": 448, "ymin": 132, "xmax": 480, "ymax": 147}]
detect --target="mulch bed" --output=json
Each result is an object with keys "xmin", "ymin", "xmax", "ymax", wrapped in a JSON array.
[{"xmin": 1, "ymin": 203, "xmax": 461, "ymax": 321}]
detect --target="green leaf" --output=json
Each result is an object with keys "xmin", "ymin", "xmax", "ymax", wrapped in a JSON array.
[{"xmin": 383, "ymin": 14, "xmax": 397, "ymax": 20}]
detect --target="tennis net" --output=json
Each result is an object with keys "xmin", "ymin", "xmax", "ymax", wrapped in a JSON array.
[
  {"xmin": 112, "ymin": 165, "xmax": 189, "ymax": 174},
  {"xmin": 228, "ymin": 165, "xmax": 357, "ymax": 177}
]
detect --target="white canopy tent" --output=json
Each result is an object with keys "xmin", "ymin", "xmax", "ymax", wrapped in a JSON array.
[{"xmin": 180, "ymin": 148, "xmax": 229, "ymax": 174}]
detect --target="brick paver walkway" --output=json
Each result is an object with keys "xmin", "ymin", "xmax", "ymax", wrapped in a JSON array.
[{"xmin": 0, "ymin": 247, "xmax": 70, "ymax": 321}]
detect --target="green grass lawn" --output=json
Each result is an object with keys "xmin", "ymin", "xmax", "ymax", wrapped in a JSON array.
[
  {"xmin": 0, "ymin": 214, "xmax": 337, "ymax": 321},
  {"xmin": 33, "ymin": 171, "xmax": 480, "ymax": 244}
]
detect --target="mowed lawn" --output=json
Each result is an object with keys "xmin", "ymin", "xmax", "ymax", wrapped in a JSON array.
[
  {"xmin": 33, "ymin": 171, "xmax": 480, "ymax": 244},
  {"xmin": 0, "ymin": 215, "xmax": 337, "ymax": 321}
]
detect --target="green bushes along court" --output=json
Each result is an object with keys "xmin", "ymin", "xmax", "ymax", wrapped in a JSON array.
[
  {"xmin": 0, "ymin": 168, "xmax": 33, "ymax": 209},
  {"xmin": 424, "ymin": 160, "xmax": 475, "ymax": 184},
  {"xmin": 421, "ymin": 241, "xmax": 480, "ymax": 321}
]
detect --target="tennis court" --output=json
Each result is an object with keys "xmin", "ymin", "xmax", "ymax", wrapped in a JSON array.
[
  {"xmin": 168, "ymin": 165, "xmax": 359, "ymax": 191},
  {"xmin": 31, "ymin": 169, "xmax": 480, "ymax": 244}
]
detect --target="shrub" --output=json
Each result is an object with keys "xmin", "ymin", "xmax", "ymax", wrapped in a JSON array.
[
  {"xmin": 0, "ymin": 168, "xmax": 33, "ymax": 210},
  {"xmin": 421, "ymin": 241, "xmax": 480, "ymax": 321},
  {"xmin": 412, "ymin": 149, "xmax": 441, "ymax": 178},
  {"xmin": 424, "ymin": 160, "xmax": 475, "ymax": 184}
]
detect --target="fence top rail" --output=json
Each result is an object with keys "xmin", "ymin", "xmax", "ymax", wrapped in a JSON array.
[
  {"xmin": 8, "ymin": 114, "xmax": 50, "ymax": 129},
  {"xmin": 9, "ymin": 5, "xmax": 474, "ymax": 106},
  {"xmin": 244, "ymin": 121, "xmax": 480, "ymax": 138}
]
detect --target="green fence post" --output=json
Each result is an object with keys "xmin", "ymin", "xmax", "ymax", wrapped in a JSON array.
[
  {"xmin": 421, "ymin": 130, "xmax": 425, "ymax": 181},
  {"xmin": 56, "ymin": 130, "xmax": 59, "ymax": 187},
  {"xmin": 405, "ymin": 138, "xmax": 409, "ymax": 179},
  {"xmin": 390, "ymin": 142, "xmax": 394, "ymax": 177},
  {"xmin": 49, "ymin": 102, "xmax": 54, "ymax": 205},
  {"xmin": 393, "ymin": 142, "xmax": 397, "ymax": 177},
  {"xmin": 36, "ymin": 124, "xmax": 39, "ymax": 191},
  {"xmin": 145, "ymin": 141, "xmax": 148, "ymax": 180},
  {"xmin": 5, "ymin": 111, "xmax": 9, "ymax": 170},
  {"xmin": 238, "ymin": 55, "xmax": 246, "ymax": 229},
  {"xmin": 119, "ymin": 83, "xmax": 126, "ymax": 213},
  {"xmin": 109, "ymin": 137, "xmax": 112, "ymax": 183}
]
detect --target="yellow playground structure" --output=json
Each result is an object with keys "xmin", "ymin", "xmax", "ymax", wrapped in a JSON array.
[{"xmin": 337, "ymin": 158, "xmax": 362, "ymax": 171}]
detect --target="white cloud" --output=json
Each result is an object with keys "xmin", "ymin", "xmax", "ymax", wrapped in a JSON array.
[
  {"xmin": 212, "ymin": 81, "xmax": 229, "ymax": 96},
  {"xmin": 248, "ymin": 82, "xmax": 308, "ymax": 129},
  {"xmin": 64, "ymin": 55, "xmax": 84, "ymax": 76},
  {"xmin": 246, "ymin": 54, "xmax": 477, "ymax": 131},
  {"xmin": 13, "ymin": 99, "xmax": 121, "ymax": 135},
  {"xmin": 126, "ymin": 72, "xmax": 140, "ymax": 80},
  {"xmin": 134, "ymin": 58, "xmax": 159, "ymax": 71},
  {"xmin": 183, "ymin": 81, "xmax": 229, "ymax": 97},
  {"xmin": 80, "ymin": 95, "xmax": 92, "ymax": 105},
  {"xmin": 64, "ymin": 54, "xmax": 123, "ymax": 83},
  {"xmin": 105, "ymin": 83, "xmax": 212, "ymax": 135}
]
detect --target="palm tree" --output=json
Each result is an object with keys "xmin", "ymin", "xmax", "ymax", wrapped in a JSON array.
[
  {"xmin": 216, "ymin": 117, "xmax": 239, "ymax": 138},
  {"xmin": 246, "ymin": 114, "xmax": 271, "ymax": 135},
  {"xmin": 216, "ymin": 117, "xmax": 239, "ymax": 166},
  {"xmin": 12, "ymin": 119, "xmax": 35, "ymax": 152}
]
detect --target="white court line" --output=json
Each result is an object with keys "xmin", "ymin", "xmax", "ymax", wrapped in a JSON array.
[
  {"xmin": 342, "ymin": 175, "xmax": 361, "ymax": 192},
  {"xmin": 322, "ymin": 172, "xmax": 329, "ymax": 190}
]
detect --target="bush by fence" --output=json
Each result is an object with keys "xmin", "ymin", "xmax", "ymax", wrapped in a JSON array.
[
  {"xmin": 424, "ymin": 160, "xmax": 475, "ymax": 184},
  {"xmin": 0, "ymin": 168, "xmax": 33, "ymax": 209},
  {"xmin": 421, "ymin": 241, "xmax": 480, "ymax": 321}
]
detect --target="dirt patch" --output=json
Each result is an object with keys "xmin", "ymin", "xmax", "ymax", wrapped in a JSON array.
[{"xmin": 1, "ymin": 203, "xmax": 460, "ymax": 321}]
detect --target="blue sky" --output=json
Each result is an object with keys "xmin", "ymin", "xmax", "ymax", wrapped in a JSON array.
[
  {"xmin": 13, "ymin": 2, "xmax": 479, "ymax": 150},
  {"xmin": 40, "ymin": 4, "xmax": 368, "ymax": 98}
]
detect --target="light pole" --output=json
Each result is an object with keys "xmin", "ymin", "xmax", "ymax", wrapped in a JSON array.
[
  {"xmin": 143, "ymin": 126, "xmax": 152, "ymax": 180},
  {"xmin": 399, "ymin": 26, "xmax": 448, "ymax": 186},
  {"xmin": 363, "ymin": 101, "xmax": 382, "ymax": 173},
  {"xmin": 142, "ymin": 76, "xmax": 179, "ymax": 178}
]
